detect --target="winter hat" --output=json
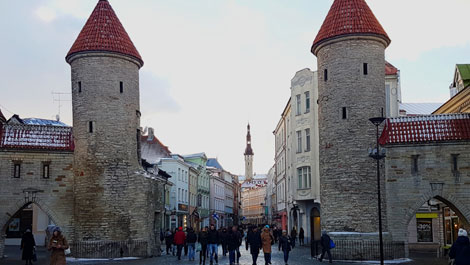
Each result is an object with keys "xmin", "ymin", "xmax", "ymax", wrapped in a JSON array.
[
  {"xmin": 53, "ymin": 226, "xmax": 62, "ymax": 233},
  {"xmin": 179, "ymin": 227, "xmax": 183, "ymax": 231},
  {"xmin": 26, "ymin": 229, "xmax": 31, "ymax": 233},
  {"xmin": 458, "ymin": 228, "xmax": 468, "ymax": 237},
  {"xmin": 265, "ymin": 225, "xmax": 270, "ymax": 229}
]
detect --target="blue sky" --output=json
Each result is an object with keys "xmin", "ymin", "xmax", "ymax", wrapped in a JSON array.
[{"xmin": 1, "ymin": 0, "xmax": 469, "ymax": 175}]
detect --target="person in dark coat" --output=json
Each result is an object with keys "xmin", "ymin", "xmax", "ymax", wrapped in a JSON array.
[
  {"xmin": 165, "ymin": 229, "xmax": 173, "ymax": 255},
  {"xmin": 207, "ymin": 224, "xmax": 220, "ymax": 265},
  {"xmin": 449, "ymin": 228, "xmax": 470, "ymax": 265},
  {"xmin": 278, "ymin": 230, "xmax": 292, "ymax": 265},
  {"xmin": 236, "ymin": 226, "xmax": 244, "ymax": 264},
  {"xmin": 174, "ymin": 227, "xmax": 186, "ymax": 260},
  {"xmin": 220, "ymin": 228, "xmax": 228, "ymax": 256},
  {"xmin": 227, "ymin": 227, "xmax": 241, "ymax": 265},
  {"xmin": 21, "ymin": 229, "xmax": 36, "ymax": 265},
  {"xmin": 299, "ymin": 227, "xmax": 305, "ymax": 246},
  {"xmin": 247, "ymin": 226, "xmax": 262, "ymax": 265},
  {"xmin": 290, "ymin": 227, "xmax": 297, "ymax": 248},
  {"xmin": 187, "ymin": 228, "xmax": 198, "ymax": 261},
  {"xmin": 319, "ymin": 231, "xmax": 332, "ymax": 263},
  {"xmin": 198, "ymin": 227, "xmax": 209, "ymax": 265}
]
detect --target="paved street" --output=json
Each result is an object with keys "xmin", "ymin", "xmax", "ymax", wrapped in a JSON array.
[{"xmin": 1, "ymin": 243, "xmax": 448, "ymax": 265}]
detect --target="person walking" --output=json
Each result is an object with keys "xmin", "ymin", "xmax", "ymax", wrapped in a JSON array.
[
  {"xmin": 319, "ymin": 231, "xmax": 333, "ymax": 263},
  {"xmin": 278, "ymin": 230, "xmax": 292, "ymax": 265},
  {"xmin": 165, "ymin": 229, "xmax": 173, "ymax": 255},
  {"xmin": 236, "ymin": 226, "xmax": 244, "ymax": 264},
  {"xmin": 220, "ymin": 227, "xmax": 228, "ymax": 256},
  {"xmin": 174, "ymin": 227, "xmax": 186, "ymax": 260},
  {"xmin": 198, "ymin": 226, "xmax": 209, "ymax": 265},
  {"xmin": 207, "ymin": 224, "xmax": 220, "ymax": 265},
  {"xmin": 449, "ymin": 228, "xmax": 470, "ymax": 265},
  {"xmin": 290, "ymin": 227, "xmax": 297, "ymax": 248},
  {"xmin": 261, "ymin": 226, "xmax": 273, "ymax": 265},
  {"xmin": 228, "ymin": 227, "xmax": 241, "ymax": 265},
  {"xmin": 21, "ymin": 229, "xmax": 36, "ymax": 265},
  {"xmin": 187, "ymin": 228, "xmax": 198, "ymax": 261},
  {"xmin": 172, "ymin": 228, "xmax": 179, "ymax": 256},
  {"xmin": 299, "ymin": 227, "xmax": 305, "ymax": 246},
  {"xmin": 247, "ymin": 226, "xmax": 262, "ymax": 265},
  {"xmin": 48, "ymin": 226, "xmax": 69, "ymax": 265}
]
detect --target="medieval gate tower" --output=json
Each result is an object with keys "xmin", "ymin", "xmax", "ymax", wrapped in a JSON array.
[
  {"xmin": 311, "ymin": 0, "xmax": 391, "ymax": 252},
  {"xmin": 66, "ymin": 0, "xmax": 160, "ymax": 256}
]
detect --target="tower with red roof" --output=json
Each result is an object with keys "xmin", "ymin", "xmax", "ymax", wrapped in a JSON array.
[
  {"xmin": 66, "ymin": 0, "xmax": 157, "ymax": 256},
  {"xmin": 311, "ymin": 0, "xmax": 391, "ymax": 251}
]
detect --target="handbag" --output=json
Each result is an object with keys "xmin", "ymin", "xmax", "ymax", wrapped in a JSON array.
[
  {"xmin": 65, "ymin": 247, "xmax": 71, "ymax": 255},
  {"xmin": 196, "ymin": 243, "xmax": 202, "ymax": 252},
  {"xmin": 32, "ymin": 249, "xmax": 38, "ymax": 262},
  {"xmin": 330, "ymin": 239, "xmax": 336, "ymax": 249}
]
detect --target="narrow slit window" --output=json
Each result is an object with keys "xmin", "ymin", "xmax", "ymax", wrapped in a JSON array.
[
  {"xmin": 452, "ymin": 154, "xmax": 459, "ymax": 172},
  {"xmin": 412, "ymin": 155, "xmax": 419, "ymax": 174},
  {"xmin": 88, "ymin": 121, "xmax": 93, "ymax": 133},
  {"xmin": 78, "ymin": 81, "xmax": 82, "ymax": 93},
  {"xmin": 120, "ymin": 81, "xmax": 123, "ymax": 93},
  {"xmin": 363, "ymin": 63, "xmax": 368, "ymax": 75},
  {"xmin": 43, "ymin": 164, "xmax": 50, "ymax": 179},
  {"xmin": 324, "ymin": 69, "xmax": 328, "ymax": 81},
  {"xmin": 13, "ymin": 163, "xmax": 21, "ymax": 178},
  {"xmin": 342, "ymin": 107, "xmax": 347, "ymax": 119}
]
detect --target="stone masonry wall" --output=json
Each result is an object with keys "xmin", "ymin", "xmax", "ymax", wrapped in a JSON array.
[
  {"xmin": 317, "ymin": 38, "xmax": 387, "ymax": 233},
  {"xmin": 385, "ymin": 142, "xmax": 470, "ymax": 256},
  {"xmin": 0, "ymin": 150, "xmax": 74, "ymax": 258}
]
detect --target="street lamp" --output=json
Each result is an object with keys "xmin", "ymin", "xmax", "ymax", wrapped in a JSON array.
[{"xmin": 368, "ymin": 116, "xmax": 386, "ymax": 265}]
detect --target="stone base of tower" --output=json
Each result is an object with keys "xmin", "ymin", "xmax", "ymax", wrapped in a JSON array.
[
  {"xmin": 70, "ymin": 239, "xmax": 149, "ymax": 258},
  {"xmin": 327, "ymin": 232, "xmax": 406, "ymax": 261}
]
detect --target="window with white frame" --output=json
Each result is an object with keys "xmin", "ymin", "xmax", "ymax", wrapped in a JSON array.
[
  {"xmin": 296, "ymin": 131, "xmax": 302, "ymax": 153},
  {"xmin": 296, "ymin": 94, "xmax": 301, "ymax": 115},
  {"xmin": 297, "ymin": 166, "xmax": 311, "ymax": 189},
  {"xmin": 305, "ymin": 128, "xmax": 311, "ymax": 152},
  {"xmin": 305, "ymin": 91, "xmax": 310, "ymax": 113}
]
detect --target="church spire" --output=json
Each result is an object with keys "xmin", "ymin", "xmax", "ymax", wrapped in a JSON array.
[{"xmin": 244, "ymin": 123, "xmax": 254, "ymax": 156}]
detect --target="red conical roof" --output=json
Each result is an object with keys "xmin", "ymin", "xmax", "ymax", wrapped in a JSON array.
[
  {"xmin": 66, "ymin": 0, "xmax": 143, "ymax": 65},
  {"xmin": 311, "ymin": 0, "xmax": 390, "ymax": 54}
]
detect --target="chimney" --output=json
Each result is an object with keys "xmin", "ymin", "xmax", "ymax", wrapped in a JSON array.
[{"xmin": 148, "ymin": 127, "xmax": 154, "ymax": 141}]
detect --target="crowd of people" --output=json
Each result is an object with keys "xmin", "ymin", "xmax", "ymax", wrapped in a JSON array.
[{"xmin": 162, "ymin": 224, "xmax": 319, "ymax": 265}]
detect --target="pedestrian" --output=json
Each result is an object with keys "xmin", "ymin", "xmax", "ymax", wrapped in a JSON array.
[
  {"xmin": 165, "ymin": 229, "xmax": 173, "ymax": 255},
  {"xmin": 290, "ymin": 227, "xmax": 297, "ymax": 248},
  {"xmin": 198, "ymin": 226, "xmax": 209, "ymax": 265},
  {"xmin": 48, "ymin": 226, "xmax": 69, "ymax": 265},
  {"xmin": 319, "ymin": 231, "xmax": 333, "ymax": 263},
  {"xmin": 184, "ymin": 228, "xmax": 189, "ymax": 257},
  {"xmin": 21, "ymin": 229, "xmax": 36, "ymax": 265},
  {"xmin": 221, "ymin": 227, "xmax": 228, "ymax": 256},
  {"xmin": 299, "ymin": 227, "xmax": 304, "ymax": 246},
  {"xmin": 261, "ymin": 225, "xmax": 274, "ymax": 265},
  {"xmin": 247, "ymin": 226, "xmax": 262, "ymax": 265},
  {"xmin": 207, "ymin": 224, "xmax": 219, "ymax": 265},
  {"xmin": 449, "ymin": 228, "xmax": 470, "ymax": 265},
  {"xmin": 174, "ymin": 227, "xmax": 186, "ymax": 260},
  {"xmin": 246, "ymin": 226, "xmax": 253, "ymax": 251},
  {"xmin": 278, "ymin": 230, "xmax": 292, "ymax": 265},
  {"xmin": 228, "ymin": 227, "xmax": 241, "ymax": 265},
  {"xmin": 172, "ymin": 229, "xmax": 178, "ymax": 256},
  {"xmin": 237, "ymin": 226, "xmax": 244, "ymax": 264},
  {"xmin": 187, "ymin": 228, "xmax": 198, "ymax": 261}
]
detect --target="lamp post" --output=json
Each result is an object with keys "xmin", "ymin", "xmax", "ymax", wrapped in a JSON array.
[{"xmin": 368, "ymin": 116, "xmax": 386, "ymax": 265}]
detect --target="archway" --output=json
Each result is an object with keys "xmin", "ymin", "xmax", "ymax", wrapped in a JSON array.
[
  {"xmin": 404, "ymin": 196, "xmax": 470, "ymax": 260},
  {"xmin": 310, "ymin": 207, "xmax": 321, "ymax": 257}
]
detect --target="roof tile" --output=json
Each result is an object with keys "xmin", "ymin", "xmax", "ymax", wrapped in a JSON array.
[
  {"xmin": 312, "ymin": 0, "xmax": 390, "ymax": 54},
  {"xmin": 66, "ymin": 0, "xmax": 142, "ymax": 64}
]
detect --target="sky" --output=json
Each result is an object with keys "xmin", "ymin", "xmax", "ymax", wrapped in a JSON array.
[{"xmin": 1, "ymin": 0, "xmax": 470, "ymax": 176}]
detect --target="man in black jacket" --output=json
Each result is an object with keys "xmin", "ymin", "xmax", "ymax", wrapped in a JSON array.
[
  {"xmin": 208, "ymin": 224, "xmax": 220, "ymax": 265},
  {"xmin": 247, "ymin": 226, "xmax": 262, "ymax": 265},
  {"xmin": 319, "ymin": 231, "xmax": 332, "ymax": 263}
]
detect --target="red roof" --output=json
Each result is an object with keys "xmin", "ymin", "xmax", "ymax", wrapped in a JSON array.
[
  {"xmin": 311, "ymin": 0, "xmax": 390, "ymax": 54},
  {"xmin": 385, "ymin": 61, "xmax": 398, "ymax": 75},
  {"xmin": 379, "ymin": 114, "xmax": 470, "ymax": 145},
  {"xmin": 66, "ymin": 0, "xmax": 143, "ymax": 65},
  {"xmin": 0, "ymin": 123, "xmax": 74, "ymax": 151},
  {"xmin": 141, "ymin": 135, "xmax": 171, "ymax": 154}
]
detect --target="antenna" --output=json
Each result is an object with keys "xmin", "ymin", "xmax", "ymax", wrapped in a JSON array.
[{"xmin": 51, "ymin": 92, "xmax": 71, "ymax": 121}]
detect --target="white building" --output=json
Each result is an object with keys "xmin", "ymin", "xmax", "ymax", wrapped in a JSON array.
[
  {"xmin": 158, "ymin": 155, "xmax": 190, "ymax": 229},
  {"xmin": 207, "ymin": 158, "xmax": 226, "ymax": 228}
]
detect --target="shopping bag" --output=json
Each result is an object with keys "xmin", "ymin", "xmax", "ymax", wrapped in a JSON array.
[
  {"xmin": 32, "ymin": 249, "xmax": 38, "ymax": 262},
  {"xmin": 330, "ymin": 239, "xmax": 335, "ymax": 249},
  {"xmin": 65, "ymin": 248, "xmax": 71, "ymax": 255},
  {"xmin": 196, "ymin": 243, "xmax": 202, "ymax": 252}
]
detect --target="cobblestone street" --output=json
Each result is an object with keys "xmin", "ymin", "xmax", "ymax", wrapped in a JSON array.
[{"xmin": 1, "ymin": 243, "xmax": 448, "ymax": 265}]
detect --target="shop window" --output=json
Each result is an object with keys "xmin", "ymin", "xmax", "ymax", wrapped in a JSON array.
[{"xmin": 417, "ymin": 218, "xmax": 433, "ymax": 242}]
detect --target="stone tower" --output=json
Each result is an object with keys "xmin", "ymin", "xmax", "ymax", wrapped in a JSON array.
[
  {"xmin": 66, "ymin": 0, "xmax": 160, "ymax": 256},
  {"xmin": 311, "ymin": 0, "xmax": 390, "ymax": 239},
  {"xmin": 244, "ymin": 124, "xmax": 254, "ymax": 181}
]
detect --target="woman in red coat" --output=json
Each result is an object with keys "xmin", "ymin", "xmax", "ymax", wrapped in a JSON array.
[{"xmin": 174, "ymin": 227, "xmax": 186, "ymax": 260}]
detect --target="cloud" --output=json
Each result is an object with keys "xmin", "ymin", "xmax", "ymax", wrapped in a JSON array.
[
  {"xmin": 140, "ymin": 70, "xmax": 180, "ymax": 114},
  {"xmin": 35, "ymin": 6, "xmax": 57, "ymax": 22}
]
